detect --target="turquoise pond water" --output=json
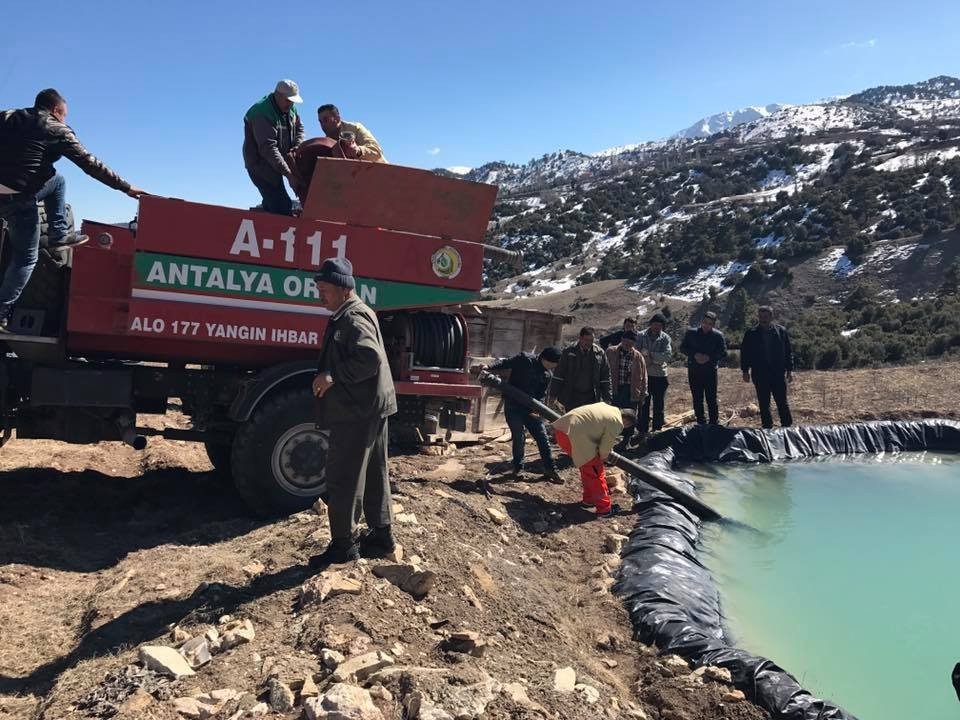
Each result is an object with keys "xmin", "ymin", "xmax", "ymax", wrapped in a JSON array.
[{"xmin": 687, "ymin": 452, "xmax": 960, "ymax": 720}]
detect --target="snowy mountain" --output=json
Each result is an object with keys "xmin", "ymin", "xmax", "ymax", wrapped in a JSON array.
[
  {"xmin": 846, "ymin": 75, "xmax": 960, "ymax": 105},
  {"xmin": 430, "ymin": 76, "xmax": 960, "ymax": 196},
  {"xmin": 673, "ymin": 104, "xmax": 787, "ymax": 139}
]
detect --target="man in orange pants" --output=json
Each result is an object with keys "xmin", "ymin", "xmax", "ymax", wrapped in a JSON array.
[{"xmin": 552, "ymin": 402, "xmax": 635, "ymax": 518}]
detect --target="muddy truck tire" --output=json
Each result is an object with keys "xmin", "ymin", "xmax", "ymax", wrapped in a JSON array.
[{"xmin": 231, "ymin": 386, "xmax": 330, "ymax": 517}]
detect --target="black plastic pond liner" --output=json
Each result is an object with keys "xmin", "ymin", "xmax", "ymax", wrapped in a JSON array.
[{"xmin": 615, "ymin": 419, "xmax": 960, "ymax": 720}]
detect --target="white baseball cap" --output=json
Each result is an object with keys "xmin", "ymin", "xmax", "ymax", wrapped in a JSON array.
[{"xmin": 274, "ymin": 79, "xmax": 303, "ymax": 103}]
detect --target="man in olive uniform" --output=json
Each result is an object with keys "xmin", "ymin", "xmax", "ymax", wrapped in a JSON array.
[
  {"xmin": 548, "ymin": 327, "xmax": 612, "ymax": 411},
  {"xmin": 309, "ymin": 257, "xmax": 397, "ymax": 567}
]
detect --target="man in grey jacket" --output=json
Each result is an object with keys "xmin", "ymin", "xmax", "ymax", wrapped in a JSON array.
[
  {"xmin": 242, "ymin": 80, "xmax": 305, "ymax": 215},
  {"xmin": 636, "ymin": 313, "xmax": 673, "ymax": 436},
  {"xmin": 309, "ymin": 257, "xmax": 398, "ymax": 567}
]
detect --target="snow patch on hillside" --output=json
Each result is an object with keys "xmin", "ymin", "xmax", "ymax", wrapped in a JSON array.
[
  {"xmin": 876, "ymin": 146, "xmax": 960, "ymax": 171},
  {"xmin": 819, "ymin": 248, "xmax": 856, "ymax": 278}
]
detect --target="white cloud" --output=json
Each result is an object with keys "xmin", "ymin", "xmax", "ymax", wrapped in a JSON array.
[
  {"xmin": 446, "ymin": 166, "xmax": 472, "ymax": 175},
  {"xmin": 840, "ymin": 38, "xmax": 877, "ymax": 50},
  {"xmin": 427, "ymin": 147, "xmax": 441, "ymax": 156}
]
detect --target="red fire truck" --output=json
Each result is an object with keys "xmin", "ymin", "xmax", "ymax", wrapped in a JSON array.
[{"xmin": 0, "ymin": 160, "xmax": 515, "ymax": 515}]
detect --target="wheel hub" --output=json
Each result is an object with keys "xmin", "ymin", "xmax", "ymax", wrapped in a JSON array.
[{"xmin": 271, "ymin": 423, "xmax": 329, "ymax": 495}]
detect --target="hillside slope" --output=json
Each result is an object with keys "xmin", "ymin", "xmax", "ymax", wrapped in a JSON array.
[{"xmin": 476, "ymin": 76, "xmax": 960, "ymax": 367}]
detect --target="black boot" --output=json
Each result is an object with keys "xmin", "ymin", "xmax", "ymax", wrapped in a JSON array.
[
  {"xmin": 47, "ymin": 232, "xmax": 88, "ymax": 249},
  {"xmin": 359, "ymin": 525, "xmax": 396, "ymax": 559},
  {"xmin": 308, "ymin": 538, "xmax": 359, "ymax": 570}
]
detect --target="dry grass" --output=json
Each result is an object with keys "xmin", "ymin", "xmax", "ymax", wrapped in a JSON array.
[{"xmin": 689, "ymin": 361, "xmax": 960, "ymax": 425}]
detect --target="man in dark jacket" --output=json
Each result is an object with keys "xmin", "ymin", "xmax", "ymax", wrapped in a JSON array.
[
  {"xmin": 484, "ymin": 347, "xmax": 562, "ymax": 482},
  {"xmin": 548, "ymin": 327, "xmax": 612, "ymax": 411},
  {"xmin": 243, "ymin": 80, "xmax": 305, "ymax": 215},
  {"xmin": 679, "ymin": 311, "xmax": 727, "ymax": 425},
  {"xmin": 599, "ymin": 317, "xmax": 637, "ymax": 349},
  {"xmin": 309, "ymin": 257, "xmax": 398, "ymax": 567},
  {"xmin": 740, "ymin": 306, "xmax": 793, "ymax": 429},
  {"xmin": 0, "ymin": 88, "xmax": 144, "ymax": 325}
]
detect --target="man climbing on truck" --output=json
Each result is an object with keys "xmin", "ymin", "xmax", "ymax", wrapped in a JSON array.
[
  {"xmin": 243, "ymin": 80, "xmax": 305, "ymax": 215},
  {"xmin": 0, "ymin": 88, "xmax": 145, "ymax": 330},
  {"xmin": 318, "ymin": 104, "xmax": 386, "ymax": 163}
]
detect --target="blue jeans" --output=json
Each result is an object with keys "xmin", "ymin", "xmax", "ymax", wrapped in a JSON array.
[
  {"xmin": 504, "ymin": 404, "xmax": 554, "ymax": 472},
  {"xmin": 0, "ymin": 174, "xmax": 70, "ymax": 309},
  {"xmin": 247, "ymin": 169, "xmax": 293, "ymax": 215}
]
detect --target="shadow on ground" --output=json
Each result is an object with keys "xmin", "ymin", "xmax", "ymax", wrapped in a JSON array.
[
  {"xmin": 0, "ymin": 564, "xmax": 311, "ymax": 697},
  {"xmin": 0, "ymin": 466, "xmax": 267, "ymax": 572}
]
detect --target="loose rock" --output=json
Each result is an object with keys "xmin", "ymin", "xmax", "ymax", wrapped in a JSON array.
[
  {"xmin": 485, "ymin": 507, "xmax": 508, "ymax": 525},
  {"xmin": 300, "ymin": 674, "xmax": 320, "ymax": 699},
  {"xmin": 304, "ymin": 683, "xmax": 384, "ymax": 720},
  {"xmin": 321, "ymin": 648, "xmax": 345, "ymax": 669},
  {"xmin": 331, "ymin": 651, "xmax": 394, "ymax": 683},
  {"xmin": 660, "ymin": 654, "xmax": 689, "ymax": 675},
  {"xmin": 703, "ymin": 665, "xmax": 733, "ymax": 684},
  {"xmin": 139, "ymin": 646, "xmax": 195, "ymax": 679},
  {"xmin": 118, "ymin": 688, "xmax": 154, "ymax": 713},
  {"xmin": 372, "ymin": 564, "xmax": 436, "ymax": 598},
  {"xmin": 440, "ymin": 630, "xmax": 487, "ymax": 657},
  {"xmin": 604, "ymin": 533, "xmax": 630, "ymax": 555},
  {"xmin": 268, "ymin": 678, "xmax": 296, "ymax": 713},
  {"xmin": 462, "ymin": 585, "xmax": 483, "ymax": 611},
  {"xmin": 722, "ymin": 689, "xmax": 746, "ymax": 703},
  {"xmin": 368, "ymin": 684, "xmax": 393, "ymax": 702},
  {"xmin": 241, "ymin": 561, "xmax": 266, "ymax": 578},
  {"xmin": 553, "ymin": 666, "xmax": 576, "ymax": 693},
  {"xmin": 179, "ymin": 637, "xmax": 212, "ymax": 669},
  {"xmin": 171, "ymin": 696, "xmax": 203, "ymax": 718},
  {"xmin": 300, "ymin": 571, "xmax": 364, "ymax": 605},
  {"xmin": 219, "ymin": 619, "xmax": 255, "ymax": 650},
  {"xmin": 575, "ymin": 683, "xmax": 600, "ymax": 704}
]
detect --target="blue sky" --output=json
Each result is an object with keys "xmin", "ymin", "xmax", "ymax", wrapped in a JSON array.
[{"xmin": 3, "ymin": 0, "xmax": 958, "ymax": 223}]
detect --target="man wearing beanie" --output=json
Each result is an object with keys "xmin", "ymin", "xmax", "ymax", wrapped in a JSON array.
[
  {"xmin": 636, "ymin": 313, "xmax": 673, "ymax": 436},
  {"xmin": 483, "ymin": 347, "xmax": 562, "ymax": 482},
  {"xmin": 604, "ymin": 330, "xmax": 647, "ymax": 449},
  {"xmin": 309, "ymin": 257, "xmax": 397, "ymax": 566}
]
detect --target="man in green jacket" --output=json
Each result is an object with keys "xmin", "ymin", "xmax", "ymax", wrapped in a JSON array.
[
  {"xmin": 548, "ymin": 327, "xmax": 612, "ymax": 411},
  {"xmin": 243, "ymin": 80, "xmax": 305, "ymax": 215},
  {"xmin": 309, "ymin": 257, "xmax": 398, "ymax": 567}
]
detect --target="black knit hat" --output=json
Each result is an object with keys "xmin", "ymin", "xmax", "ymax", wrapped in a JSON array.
[
  {"xmin": 314, "ymin": 257, "xmax": 356, "ymax": 289},
  {"xmin": 621, "ymin": 330, "xmax": 639, "ymax": 342},
  {"xmin": 539, "ymin": 346, "xmax": 561, "ymax": 363},
  {"xmin": 649, "ymin": 313, "xmax": 667, "ymax": 326}
]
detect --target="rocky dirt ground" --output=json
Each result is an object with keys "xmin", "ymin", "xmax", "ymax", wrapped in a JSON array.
[
  {"xmin": 0, "ymin": 411, "xmax": 765, "ymax": 720},
  {"xmin": 1, "ymin": 361, "xmax": 956, "ymax": 720}
]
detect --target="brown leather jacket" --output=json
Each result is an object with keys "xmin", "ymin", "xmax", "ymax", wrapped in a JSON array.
[
  {"xmin": 0, "ymin": 107, "xmax": 131, "ymax": 195},
  {"xmin": 605, "ymin": 345, "xmax": 648, "ymax": 403}
]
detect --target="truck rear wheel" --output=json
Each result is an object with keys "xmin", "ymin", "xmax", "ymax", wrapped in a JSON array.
[
  {"xmin": 231, "ymin": 387, "xmax": 329, "ymax": 517},
  {"xmin": 204, "ymin": 439, "xmax": 233, "ymax": 478}
]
